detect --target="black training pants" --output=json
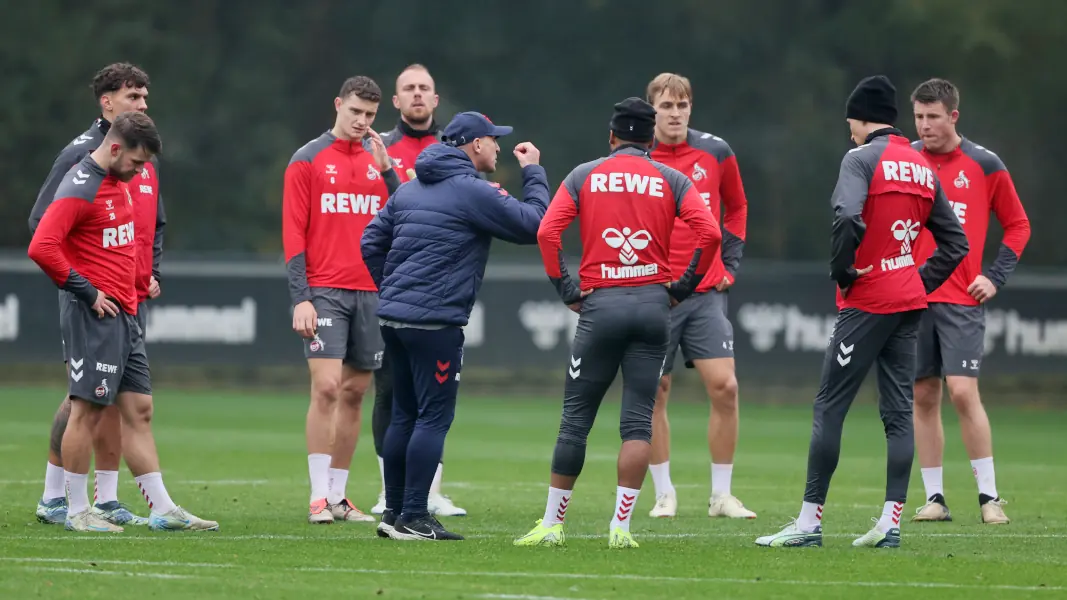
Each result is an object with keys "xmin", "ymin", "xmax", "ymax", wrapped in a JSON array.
[
  {"xmin": 804, "ymin": 307, "xmax": 924, "ymax": 506},
  {"xmin": 551, "ymin": 285, "xmax": 670, "ymax": 478}
]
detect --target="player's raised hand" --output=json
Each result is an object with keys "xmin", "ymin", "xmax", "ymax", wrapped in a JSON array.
[
  {"xmin": 513, "ymin": 142, "xmax": 540, "ymax": 167},
  {"xmin": 92, "ymin": 291, "xmax": 119, "ymax": 319},
  {"xmin": 366, "ymin": 130, "xmax": 393, "ymax": 172},
  {"xmin": 293, "ymin": 300, "xmax": 317, "ymax": 339}
]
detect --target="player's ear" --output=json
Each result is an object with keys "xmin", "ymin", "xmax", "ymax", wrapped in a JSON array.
[
  {"xmin": 334, "ymin": 97, "xmax": 342, "ymax": 112},
  {"xmin": 110, "ymin": 142, "xmax": 122, "ymax": 157},
  {"xmin": 393, "ymin": 95, "xmax": 401, "ymax": 110},
  {"xmin": 950, "ymin": 109, "xmax": 960, "ymax": 125}
]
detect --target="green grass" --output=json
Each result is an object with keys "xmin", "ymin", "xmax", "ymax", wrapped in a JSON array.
[{"xmin": 0, "ymin": 386, "xmax": 1065, "ymax": 599}]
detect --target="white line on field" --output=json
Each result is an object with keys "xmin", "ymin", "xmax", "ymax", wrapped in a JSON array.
[
  {"xmin": 298, "ymin": 566, "xmax": 1063, "ymax": 593},
  {"xmin": 5, "ymin": 557, "xmax": 1060, "ymax": 592},
  {"xmin": 479, "ymin": 595, "xmax": 588, "ymax": 600},
  {"xmin": 19, "ymin": 566, "xmax": 196, "ymax": 579},
  {"xmin": 0, "ymin": 557, "xmax": 234, "ymax": 568},
  {"xmin": 0, "ymin": 479, "xmax": 274, "ymax": 486}
]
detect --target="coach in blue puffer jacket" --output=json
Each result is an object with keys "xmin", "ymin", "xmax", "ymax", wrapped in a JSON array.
[{"xmin": 360, "ymin": 112, "xmax": 548, "ymax": 541}]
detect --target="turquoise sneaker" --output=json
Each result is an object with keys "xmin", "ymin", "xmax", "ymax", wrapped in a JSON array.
[
  {"xmin": 94, "ymin": 501, "xmax": 150, "ymax": 526},
  {"xmin": 755, "ymin": 519, "xmax": 823, "ymax": 548},
  {"xmin": 36, "ymin": 497, "xmax": 68, "ymax": 525}
]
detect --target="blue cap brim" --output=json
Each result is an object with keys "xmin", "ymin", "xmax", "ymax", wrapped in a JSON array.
[{"xmin": 489, "ymin": 125, "xmax": 513, "ymax": 137}]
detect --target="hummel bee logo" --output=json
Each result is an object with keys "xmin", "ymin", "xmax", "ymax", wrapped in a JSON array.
[{"xmin": 836, "ymin": 342, "xmax": 854, "ymax": 367}]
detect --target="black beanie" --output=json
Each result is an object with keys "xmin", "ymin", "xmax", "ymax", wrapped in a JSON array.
[
  {"xmin": 845, "ymin": 75, "xmax": 898, "ymax": 125},
  {"xmin": 610, "ymin": 97, "xmax": 657, "ymax": 143}
]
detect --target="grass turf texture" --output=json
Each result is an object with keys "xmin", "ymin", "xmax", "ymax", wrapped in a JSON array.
[{"xmin": 0, "ymin": 386, "xmax": 1064, "ymax": 599}]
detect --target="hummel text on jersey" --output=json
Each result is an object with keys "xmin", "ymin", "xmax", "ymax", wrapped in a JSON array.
[
  {"xmin": 589, "ymin": 173, "xmax": 665, "ymax": 198},
  {"xmin": 103, "ymin": 222, "xmax": 135, "ymax": 248},
  {"xmin": 882, "ymin": 161, "xmax": 935, "ymax": 190},
  {"xmin": 881, "ymin": 254, "xmax": 915, "ymax": 272},
  {"xmin": 600, "ymin": 263, "xmax": 659, "ymax": 280},
  {"xmin": 320, "ymin": 192, "xmax": 383, "ymax": 215}
]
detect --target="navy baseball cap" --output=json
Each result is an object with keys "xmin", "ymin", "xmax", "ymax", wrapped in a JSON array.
[{"xmin": 442, "ymin": 111, "xmax": 513, "ymax": 146}]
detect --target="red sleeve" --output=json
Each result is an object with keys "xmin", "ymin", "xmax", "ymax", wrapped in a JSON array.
[
  {"xmin": 28, "ymin": 197, "xmax": 84, "ymax": 287},
  {"xmin": 719, "ymin": 155, "xmax": 748, "ymax": 283},
  {"xmin": 989, "ymin": 170, "xmax": 1030, "ymax": 257},
  {"xmin": 537, "ymin": 184, "xmax": 579, "ymax": 278},
  {"xmin": 677, "ymin": 185, "xmax": 722, "ymax": 276},
  {"xmin": 282, "ymin": 161, "xmax": 312, "ymax": 262}
]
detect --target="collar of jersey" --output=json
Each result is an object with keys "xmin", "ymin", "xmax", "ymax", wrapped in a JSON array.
[
  {"xmin": 398, "ymin": 118, "xmax": 440, "ymax": 139},
  {"xmin": 609, "ymin": 144, "xmax": 651, "ymax": 157}
]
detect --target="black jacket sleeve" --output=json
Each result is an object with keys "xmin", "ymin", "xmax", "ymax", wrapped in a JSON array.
[
  {"xmin": 829, "ymin": 150, "xmax": 873, "ymax": 289},
  {"xmin": 919, "ymin": 181, "xmax": 970, "ymax": 293}
]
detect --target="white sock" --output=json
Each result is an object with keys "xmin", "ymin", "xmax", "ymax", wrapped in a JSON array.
[
  {"xmin": 377, "ymin": 455, "xmax": 385, "ymax": 492},
  {"xmin": 307, "ymin": 453, "xmax": 331, "ymax": 502},
  {"xmin": 65, "ymin": 471, "xmax": 90, "ymax": 517},
  {"xmin": 327, "ymin": 468, "xmax": 348, "ymax": 504},
  {"xmin": 877, "ymin": 501, "xmax": 904, "ymax": 532},
  {"xmin": 95, "ymin": 470, "xmax": 119, "ymax": 505},
  {"xmin": 609, "ymin": 486, "xmax": 640, "ymax": 533},
  {"xmin": 648, "ymin": 462, "xmax": 674, "ymax": 497},
  {"xmin": 430, "ymin": 462, "xmax": 444, "ymax": 495},
  {"xmin": 711, "ymin": 463, "xmax": 733, "ymax": 497},
  {"xmin": 921, "ymin": 466, "xmax": 944, "ymax": 500},
  {"xmin": 43, "ymin": 462, "xmax": 65, "ymax": 502},
  {"xmin": 541, "ymin": 486, "xmax": 572, "ymax": 526},
  {"xmin": 135, "ymin": 472, "xmax": 177, "ymax": 514},
  {"xmin": 797, "ymin": 501, "xmax": 823, "ymax": 532},
  {"xmin": 971, "ymin": 457, "xmax": 998, "ymax": 498}
]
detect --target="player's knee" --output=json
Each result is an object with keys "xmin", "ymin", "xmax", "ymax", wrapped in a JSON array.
[
  {"xmin": 120, "ymin": 393, "xmax": 153, "ymax": 428},
  {"xmin": 311, "ymin": 374, "xmax": 342, "ymax": 406},
  {"xmin": 709, "ymin": 374, "xmax": 739, "ymax": 414},
  {"xmin": 551, "ymin": 438, "xmax": 586, "ymax": 477},
  {"xmin": 340, "ymin": 377, "xmax": 371, "ymax": 407},
  {"xmin": 914, "ymin": 377, "xmax": 943, "ymax": 411},
  {"xmin": 620, "ymin": 420, "xmax": 652, "ymax": 443},
  {"xmin": 945, "ymin": 377, "xmax": 981, "ymax": 414},
  {"xmin": 557, "ymin": 418, "xmax": 593, "ymax": 447}
]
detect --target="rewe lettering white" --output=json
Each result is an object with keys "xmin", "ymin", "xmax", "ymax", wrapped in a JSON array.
[
  {"xmin": 102, "ymin": 222, "xmax": 135, "ymax": 248},
  {"xmin": 589, "ymin": 173, "xmax": 664, "ymax": 198},
  {"xmin": 949, "ymin": 200, "xmax": 968, "ymax": 224},
  {"xmin": 881, "ymin": 161, "xmax": 935, "ymax": 189},
  {"xmin": 320, "ymin": 193, "xmax": 383, "ymax": 215}
]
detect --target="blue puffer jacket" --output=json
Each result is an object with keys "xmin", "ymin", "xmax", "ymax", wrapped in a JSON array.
[{"xmin": 361, "ymin": 144, "xmax": 550, "ymax": 326}]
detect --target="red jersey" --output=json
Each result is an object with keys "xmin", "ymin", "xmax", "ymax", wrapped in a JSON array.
[
  {"xmin": 28, "ymin": 156, "xmax": 139, "ymax": 314},
  {"xmin": 132, "ymin": 160, "xmax": 165, "ymax": 302},
  {"xmin": 830, "ymin": 130, "xmax": 969, "ymax": 314},
  {"xmin": 650, "ymin": 129, "xmax": 748, "ymax": 291},
  {"xmin": 911, "ymin": 137, "xmax": 1030, "ymax": 305},
  {"xmin": 282, "ymin": 132, "xmax": 400, "ymax": 304},
  {"xmin": 537, "ymin": 145, "xmax": 721, "ymax": 299},
  {"xmin": 28, "ymin": 118, "xmax": 166, "ymax": 304},
  {"xmin": 381, "ymin": 120, "xmax": 442, "ymax": 183}
]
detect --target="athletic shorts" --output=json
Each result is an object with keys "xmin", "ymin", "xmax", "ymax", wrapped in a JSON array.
[
  {"xmin": 302, "ymin": 287, "xmax": 384, "ymax": 370},
  {"xmin": 916, "ymin": 302, "xmax": 985, "ymax": 379},
  {"xmin": 662, "ymin": 290, "xmax": 734, "ymax": 375},
  {"xmin": 59, "ymin": 291, "xmax": 152, "ymax": 406}
]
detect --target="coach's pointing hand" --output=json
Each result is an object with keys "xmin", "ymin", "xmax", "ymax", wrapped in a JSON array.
[
  {"xmin": 92, "ymin": 291, "xmax": 119, "ymax": 319},
  {"xmin": 293, "ymin": 300, "xmax": 317, "ymax": 339},
  {"xmin": 513, "ymin": 142, "xmax": 540, "ymax": 167}
]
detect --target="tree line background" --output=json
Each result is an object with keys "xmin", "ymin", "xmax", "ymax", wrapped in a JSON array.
[{"xmin": 3, "ymin": 0, "xmax": 1064, "ymax": 267}]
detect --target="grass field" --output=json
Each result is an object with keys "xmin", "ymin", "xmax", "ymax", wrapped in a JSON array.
[{"xmin": 0, "ymin": 386, "xmax": 1065, "ymax": 599}]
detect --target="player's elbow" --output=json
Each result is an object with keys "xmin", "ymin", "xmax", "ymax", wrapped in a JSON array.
[{"xmin": 27, "ymin": 237, "xmax": 46, "ymax": 265}]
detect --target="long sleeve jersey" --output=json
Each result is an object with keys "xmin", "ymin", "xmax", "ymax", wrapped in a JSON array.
[
  {"xmin": 282, "ymin": 132, "xmax": 400, "ymax": 305},
  {"xmin": 29, "ymin": 117, "xmax": 166, "ymax": 303},
  {"xmin": 911, "ymin": 137, "xmax": 1030, "ymax": 304},
  {"xmin": 650, "ymin": 129, "xmax": 747, "ymax": 290},
  {"xmin": 381, "ymin": 119, "xmax": 442, "ymax": 183},
  {"xmin": 830, "ymin": 128, "xmax": 969, "ymax": 314},
  {"xmin": 537, "ymin": 145, "xmax": 721, "ymax": 304},
  {"xmin": 28, "ymin": 156, "xmax": 139, "ymax": 314}
]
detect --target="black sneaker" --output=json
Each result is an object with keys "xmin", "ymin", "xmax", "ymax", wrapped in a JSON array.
[
  {"xmin": 377, "ymin": 509, "xmax": 397, "ymax": 539},
  {"xmin": 392, "ymin": 514, "xmax": 464, "ymax": 541}
]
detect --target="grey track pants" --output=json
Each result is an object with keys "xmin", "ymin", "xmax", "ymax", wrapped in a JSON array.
[
  {"xmin": 804, "ymin": 307, "xmax": 924, "ymax": 505},
  {"xmin": 551, "ymin": 285, "xmax": 670, "ymax": 478}
]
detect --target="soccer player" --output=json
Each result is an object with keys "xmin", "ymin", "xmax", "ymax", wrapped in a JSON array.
[
  {"xmin": 28, "ymin": 111, "xmax": 216, "ymax": 532},
  {"xmin": 644, "ymin": 72, "xmax": 755, "ymax": 519},
  {"xmin": 370, "ymin": 64, "xmax": 466, "ymax": 518},
  {"xmin": 755, "ymin": 76, "xmax": 968, "ymax": 549},
  {"xmin": 362, "ymin": 112, "xmax": 549, "ymax": 541},
  {"xmin": 29, "ymin": 63, "xmax": 165, "ymax": 527},
  {"xmin": 909, "ymin": 78, "xmax": 1030, "ymax": 525},
  {"xmin": 516, "ymin": 98, "xmax": 721, "ymax": 549},
  {"xmin": 283, "ymin": 75, "xmax": 401, "ymax": 525}
]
